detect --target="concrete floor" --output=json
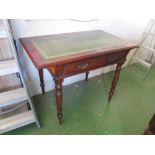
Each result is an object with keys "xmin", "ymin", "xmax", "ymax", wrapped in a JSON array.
[{"xmin": 5, "ymin": 65, "xmax": 155, "ymax": 135}]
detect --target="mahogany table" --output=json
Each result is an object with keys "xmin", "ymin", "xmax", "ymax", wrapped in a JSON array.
[{"xmin": 20, "ymin": 30, "xmax": 138, "ymax": 124}]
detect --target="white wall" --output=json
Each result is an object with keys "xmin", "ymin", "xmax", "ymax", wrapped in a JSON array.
[{"xmin": 10, "ymin": 19, "xmax": 150, "ymax": 96}]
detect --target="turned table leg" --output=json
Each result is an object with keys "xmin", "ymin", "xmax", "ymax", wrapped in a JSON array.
[
  {"xmin": 108, "ymin": 61, "xmax": 125, "ymax": 103},
  {"xmin": 38, "ymin": 69, "xmax": 45, "ymax": 94},
  {"xmin": 54, "ymin": 77, "xmax": 63, "ymax": 125},
  {"xmin": 85, "ymin": 71, "xmax": 89, "ymax": 81}
]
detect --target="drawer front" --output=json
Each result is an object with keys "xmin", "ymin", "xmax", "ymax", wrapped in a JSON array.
[{"xmin": 64, "ymin": 53, "xmax": 126, "ymax": 76}]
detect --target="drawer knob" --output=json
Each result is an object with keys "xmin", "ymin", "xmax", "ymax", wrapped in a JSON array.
[{"xmin": 77, "ymin": 63, "xmax": 88, "ymax": 70}]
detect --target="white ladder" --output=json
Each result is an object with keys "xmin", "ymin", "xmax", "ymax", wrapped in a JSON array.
[
  {"xmin": 0, "ymin": 20, "xmax": 40, "ymax": 134},
  {"xmin": 129, "ymin": 19, "xmax": 155, "ymax": 79}
]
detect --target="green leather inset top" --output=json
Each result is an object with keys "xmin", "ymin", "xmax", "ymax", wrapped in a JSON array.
[{"xmin": 31, "ymin": 30, "xmax": 127, "ymax": 59}]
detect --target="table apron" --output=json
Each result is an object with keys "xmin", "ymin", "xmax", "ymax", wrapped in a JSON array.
[{"xmin": 63, "ymin": 52, "xmax": 127, "ymax": 77}]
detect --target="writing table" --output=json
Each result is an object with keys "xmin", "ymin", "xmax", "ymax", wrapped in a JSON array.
[{"xmin": 20, "ymin": 30, "xmax": 138, "ymax": 124}]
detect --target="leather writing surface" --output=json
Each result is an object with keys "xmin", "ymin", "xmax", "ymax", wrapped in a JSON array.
[{"xmin": 31, "ymin": 30, "xmax": 127, "ymax": 59}]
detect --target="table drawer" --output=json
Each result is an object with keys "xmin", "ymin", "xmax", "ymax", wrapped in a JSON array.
[{"xmin": 64, "ymin": 53, "xmax": 125, "ymax": 76}]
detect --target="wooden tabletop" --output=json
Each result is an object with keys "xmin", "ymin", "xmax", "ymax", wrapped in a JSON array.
[{"xmin": 20, "ymin": 30, "xmax": 138, "ymax": 68}]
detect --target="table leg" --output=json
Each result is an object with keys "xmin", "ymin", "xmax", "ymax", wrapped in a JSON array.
[
  {"xmin": 38, "ymin": 69, "xmax": 45, "ymax": 94},
  {"xmin": 54, "ymin": 77, "xmax": 63, "ymax": 125},
  {"xmin": 85, "ymin": 71, "xmax": 89, "ymax": 81},
  {"xmin": 108, "ymin": 61, "xmax": 124, "ymax": 103}
]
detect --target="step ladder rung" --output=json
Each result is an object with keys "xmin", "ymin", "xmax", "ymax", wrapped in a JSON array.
[
  {"xmin": 140, "ymin": 45, "xmax": 155, "ymax": 53},
  {"xmin": 129, "ymin": 20, "xmax": 155, "ymax": 80},
  {"xmin": 134, "ymin": 57, "xmax": 152, "ymax": 68},
  {"xmin": 146, "ymin": 32, "xmax": 155, "ymax": 36},
  {"xmin": 0, "ymin": 60, "xmax": 18, "ymax": 76},
  {"xmin": 0, "ymin": 110, "xmax": 35, "ymax": 134},
  {"xmin": 0, "ymin": 20, "xmax": 40, "ymax": 133},
  {"xmin": 0, "ymin": 88, "xmax": 28, "ymax": 108}
]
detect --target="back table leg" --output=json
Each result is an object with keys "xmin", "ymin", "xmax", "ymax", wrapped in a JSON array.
[
  {"xmin": 85, "ymin": 71, "xmax": 89, "ymax": 81},
  {"xmin": 38, "ymin": 69, "xmax": 45, "ymax": 94},
  {"xmin": 108, "ymin": 61, "xmax": 125, "ymax": 103}
]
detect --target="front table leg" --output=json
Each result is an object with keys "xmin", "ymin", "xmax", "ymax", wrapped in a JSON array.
[
  {"xmin": 108, "ymin": 61, "xmax": 125, "ymax": 103},
  {"xmin": 54, "ymin": 77, "xmax": 63, "ymax": 125}
]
